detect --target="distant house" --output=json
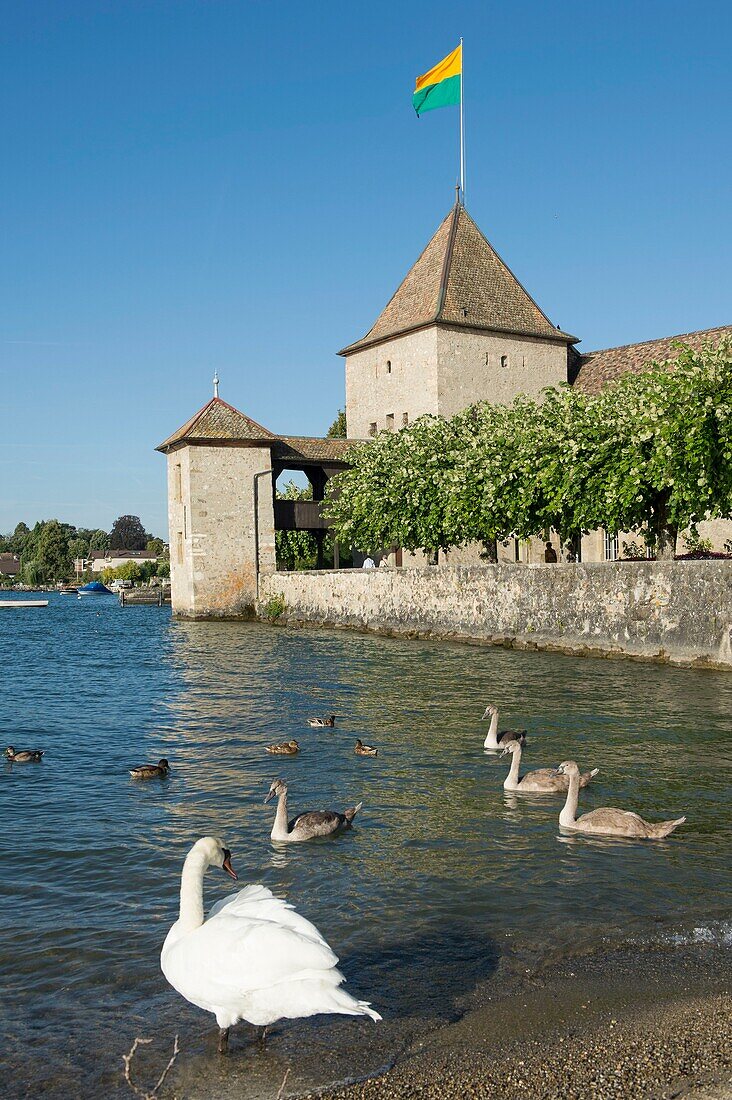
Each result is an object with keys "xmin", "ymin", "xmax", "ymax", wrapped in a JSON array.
[
  {"xmin": 0, "ymin": 553, "xmax": 20, "ymax": 578},
  {"xmin": 86, "ymin": 550, "xmax": 160, "ymax": 574}
]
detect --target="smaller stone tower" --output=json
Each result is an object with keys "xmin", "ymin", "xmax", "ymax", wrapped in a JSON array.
[{"xmin": 157, "ymin": 396, "xmax": 276, "ymax": 618}]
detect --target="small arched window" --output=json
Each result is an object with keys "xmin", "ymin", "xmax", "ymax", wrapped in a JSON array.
[
  {"xmin": 386, "ymin": 360, "xmax": 392, "ymax": 374},
  {"xmin": 501, "ymin": 355, "xmax": 509, "ymax": 369}
]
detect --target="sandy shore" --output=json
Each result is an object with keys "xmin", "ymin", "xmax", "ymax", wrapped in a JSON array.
[{"xmin": 305, "ymin": 946, "xmax": 732, "ymax": 1100}]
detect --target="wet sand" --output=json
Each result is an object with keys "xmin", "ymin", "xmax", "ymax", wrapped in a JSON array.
[{"xmin": 305, "ymin": 945, "xmax": 732, "ymax": 1100}]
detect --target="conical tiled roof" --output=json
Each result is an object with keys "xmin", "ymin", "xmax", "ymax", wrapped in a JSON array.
[
  {"xmin": 339, "ymin": 203, "xmax": 575, "ymax": 354},
  {"xmin": 157, "ymin": 397, "xmax": 275, "ymax": 452}
]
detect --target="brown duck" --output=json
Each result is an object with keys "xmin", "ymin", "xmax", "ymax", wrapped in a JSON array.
[
  {"xmin": 5, "ymin": 746, "xmax": 44, "ymax": 763},
  {"xmin": 130, "ymin": 758, "xmax": 170, "ymax": 780},
  {"xmin": 308, "ymin": 715, "xmax": 336, "ymax": 728},
  {"xmin": 354, "ymin": 739, "xmax": 378, "ymax": 757},
  {"xmin": 266, "ymin": 740, "xmax": 300, "ymax": 755}
]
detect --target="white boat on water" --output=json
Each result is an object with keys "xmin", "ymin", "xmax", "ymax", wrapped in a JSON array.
[{"xmin": 0, "ymin": 600, "xmax": 48, "ymax": 608}]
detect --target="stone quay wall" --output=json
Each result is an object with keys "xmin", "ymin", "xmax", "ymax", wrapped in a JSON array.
[{"xmin": 257, "ymin": 561, "xmax": 732, "ymax": 669}]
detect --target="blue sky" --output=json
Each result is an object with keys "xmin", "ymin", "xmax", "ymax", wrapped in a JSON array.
[{"xmin": 1, "ymin": 0, "xmax": 730, "ymax": 537}]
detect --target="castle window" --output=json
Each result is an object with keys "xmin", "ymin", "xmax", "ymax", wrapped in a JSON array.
[
  {"xmin": 402, "ymin": 412, "xmax": 409, "ymax": 426},
  {"xmin": 386, "ymin": 360, "xmax": 392, "ymax": 374},
  {"xmin": 176, "ymin": 531, "xmax": 184, "ymax": 565},
  {"xmin": 485, "ymin": 353, "xmax": 490, "ymax": 366},
  {"xmin": 604, "ymin": 531, "xmax": 619, "ymax": 562},
  {"xmin": 501, "ymin": 355, "xmax": 509, "ymax": 369},
  {"xmin": 369, "ymin": 422, "xmax": 377, "ymax": 437},
  {"xmin": 174, "ymin": 463, "xmax": 182, "ymax": 503},
  {"xmin": 386, "ymin": 413, "xmax": 395, "ymax": 431}
]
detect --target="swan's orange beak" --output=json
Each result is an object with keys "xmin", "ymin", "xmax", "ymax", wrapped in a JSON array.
[{"xmin": 221, "ymin": 849, "xmax": 238, "ymax": 880}]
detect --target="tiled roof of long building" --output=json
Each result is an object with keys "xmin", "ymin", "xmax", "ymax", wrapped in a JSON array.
[
  {"xmin": 339, "ymin": 203, "xmax": 576, "ymax": 355},
  {"xmin": 573, "ymin": 324, "xmax": 732, "ymax": 394}
]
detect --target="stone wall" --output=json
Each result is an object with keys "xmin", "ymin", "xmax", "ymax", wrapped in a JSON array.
[
  {"xmin": 344, "ymin": 325, "xmax": 569, "ymax": 440},
  {"xmin": 344, "ymin": 327, "xmax": 439, "ymax": 439},
  {"xmin": 258, "ymin": 561, "xmax": 732, "ymax": 669},
  {"xmin": 436, "ymin": 327, "xmax": 568, "ymax": 416}
]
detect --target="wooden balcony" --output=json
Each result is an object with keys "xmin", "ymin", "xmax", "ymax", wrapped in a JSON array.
[{"xmin": 274, "ymin": 499, "xmax": 329, "ymax": 532}]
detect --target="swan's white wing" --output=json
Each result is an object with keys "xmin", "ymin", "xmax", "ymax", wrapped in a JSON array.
[
  {"xmin": 203, "ymin": 911, "xmax": 339, "ymax": 986},
  {"xmin": 209, "ymin": 884, "xmax": 330, "ymax": 948}
]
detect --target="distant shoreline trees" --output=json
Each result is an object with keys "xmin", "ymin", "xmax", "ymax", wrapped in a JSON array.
[
  {"xmin": 324, "ymin": 339, "xmax": 732, "ymax": 560},
  {"xmin": 0, "ymin": 515, "xmax": 167, "ymax": 585}
]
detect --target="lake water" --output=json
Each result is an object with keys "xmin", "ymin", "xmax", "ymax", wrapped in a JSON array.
[{"xmin": 1, "ymin": 593, "xmax": 730, "ymax": 1098}]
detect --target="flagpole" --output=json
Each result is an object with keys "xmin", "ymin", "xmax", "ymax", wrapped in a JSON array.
[{"xmin": 459, "ymin": 37, "xmax": 465, "ymax": 203}]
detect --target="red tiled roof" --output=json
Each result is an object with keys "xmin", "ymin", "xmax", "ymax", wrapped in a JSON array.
[
  {"xmin": 157, "ymin": 397, "xmax": 355, "ymax": 464},
  {"xmin": 157, "ymin": 397, "xmax": 276, "ymax": 452},
  {"xmin": 0, "ymin": 553, "xmax": 20, "ymax": 576},
  {"xmin": 573, "ymin": 325, "xmax": 732, "ymax": 394},
  {"xmin": 340, "ymin": 203, "xmax": 576, "ymax": 355}
]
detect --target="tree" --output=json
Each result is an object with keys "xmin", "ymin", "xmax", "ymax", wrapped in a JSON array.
[
  {"xmin": 146, "ymin": 537, "xmax": 165, "ymax": 555},
  {"xmin": 88, "ymin": 529, "xmax": 110, "ymax": 551},
  {"xmin": 327, "ymin": 409, "xmax": 347, "ymax": 438},
  {"xmin": 577, "ymin": 340, "xmax": 732, "ymax": 556},
  {"xmin": 21, "ymin": 559, "xmax": 44, "ymax": 586},
  {"xmin": 324, "ymin": 415, "xmax": 464, "ymax": 554},
  {"xmin": 36, "ymin": 520, "xmax": 72, "ymax": 582},
  {"xmin": 10, "ymin": 522, "xmax": 30, "ymax": 555},
  {"xmin": 109, "ymin": 515, "xmax": 148, "ymax": 550},
  {"xmin": 324, "ymin": 338, "xmax": 732, "ymax": 559}
]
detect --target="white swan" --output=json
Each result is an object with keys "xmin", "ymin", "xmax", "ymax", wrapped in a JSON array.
[
  {"xmin": 481, "ymin": 705, "xmax": 527, "ymax": 750},
  {"xmin": 501, "ymin": 740, "xmax": 598, "ymax": 793},
  {"xmin": 556, "ymin": 761, "xmax": 686, "ymax": 839},
  {"xmin": 160, "ymin": 837, "xmax": 380, "ymax": 1053}
]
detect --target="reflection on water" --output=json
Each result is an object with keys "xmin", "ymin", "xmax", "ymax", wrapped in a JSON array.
[{"xmin": 1, "ymin": 597, "xmax": 730, "ymax": 1098}]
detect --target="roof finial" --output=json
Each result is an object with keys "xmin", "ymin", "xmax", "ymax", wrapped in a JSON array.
[
  {"xmin": 213, "ymin": 370, "xmax": 219, "ymax": 398},
  {"xmin": 455, "ymin": 180, "xmax": 461, "ymax": 206}
]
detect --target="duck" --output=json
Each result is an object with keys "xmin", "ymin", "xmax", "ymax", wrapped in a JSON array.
[
  {"xmin": 264, "ymin": 778, "xmax": 362, "ymax": 843},
  {"xmin": 266, "ymin": 740, "xmax": 300, "ymax": 755},
  {"xmin": 501, "ymin": 740, "xmax": 598, "ymax": 793},
  {"xmin": 4, "ymin": 746, "xmax": 44, "ymax": 763},
  {"xmin": 556, "ymin": 760, "xmax": 686, "ymax": 839},
  {"xmin": 308, "ymin": 715, "xmax": 336, "ymax": 728},
  {"xmin": 161, "ymin": 837, "xmax": 380, "ymax": 1054},
  {"xmin": 354, "ymin": 739, "xmax": 378, "ymax": 757},
  {"xmin": 129, "ymin": 758, "xmax": 170, "ymax": 780},
  {"xmin": 481, "ymin": 705, "xmax": 527, "ymax": 750}
]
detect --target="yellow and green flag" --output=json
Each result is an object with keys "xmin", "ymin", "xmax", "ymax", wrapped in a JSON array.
[{"xmin": 413, "ymin": 44, "xmax": 462, "ymax": 117}]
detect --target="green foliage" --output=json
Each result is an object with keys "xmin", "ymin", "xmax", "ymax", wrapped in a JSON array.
[
  {"xmin": 146, "ymin": 537, "xmax": 166, "ymax": 555},
  {"xmin": 36, "ymin": 520, "xmax": 72, "ymax": 581},
  {"xmin": 683, "ymin": 531, "xmax": 713, "ymax": 555},
  {"xmin": 263, "ymin": 594, "xmax": 286, "ymax": 622},
  {"xmin": 327, "ymin": 409, "xmax": 347, "ymax": 438},
  {"xmin": 109, "ymin": 514, "xmax": 149, "ymax": 551},
  {"xmin": 21, "ymin": 559, "xmax": 45, "ymax": 586},
  {"xmin": 325, "ymin": 339, "xmax": 732, "ymax": 558},
  {"xmin": 275, "ymin": 481, "xmax": 320, "ymax": 570},
  {"xmin": 621, "ymin": 538, "xmax": 648, "ymax": 559},
  {"xmin": 100, "ymin": 558, "xmax": 166, "ymax": 585}
]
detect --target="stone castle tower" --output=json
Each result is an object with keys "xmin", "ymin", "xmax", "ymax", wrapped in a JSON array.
[{"xmin": 340, "ymin": 201, "xmax": 577, "ymax": 439}]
